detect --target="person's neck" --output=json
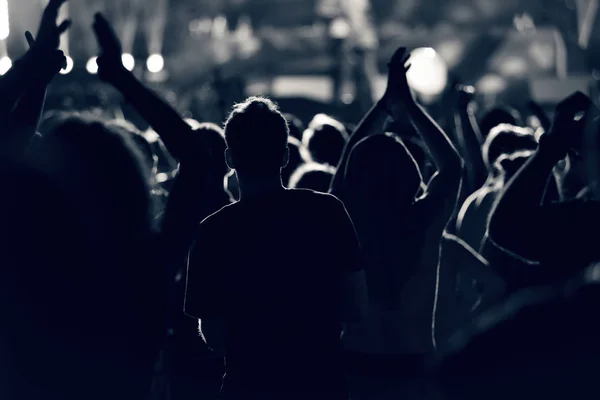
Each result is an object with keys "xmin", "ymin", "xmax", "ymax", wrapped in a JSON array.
[{"xmin": 236, "ymin": 171, "xmax": 285, "ymax": 201}]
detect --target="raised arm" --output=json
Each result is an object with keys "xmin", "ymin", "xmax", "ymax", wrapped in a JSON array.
[
  {"xmin": 488, "ymin": 92, "xmax": 594, "ymax": 260},
  {"xmin": 0, "ymin": 0, "xmax": 69, "ymax": 123},
  {"xmin": 329, "ymin": 101, "xmax": 389, "ymax": 197},
  {"xmin": 385, "ymin": 48, "xmax": 463, "ymax": 197},
  {"xmin": 453, "ymin": 85, "xmax": 487, "ymax": 192},
  {"xmin": 93, "ymin": 13, "xmax": 195, "ymax": 164},
  {"xmin": 329, "ymin": 53, "xmax": 415, "ymax": 197},
  {"xmin": 4, "ymin": 33, "xmax": 68, "ymax": 153}
]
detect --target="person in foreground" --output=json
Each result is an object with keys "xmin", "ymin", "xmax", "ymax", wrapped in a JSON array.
[{"xmin": 184, "ymin": 96, "xmax": 368, "ymax": 400}]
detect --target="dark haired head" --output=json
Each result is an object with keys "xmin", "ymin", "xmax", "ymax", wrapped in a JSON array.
[
  {"xmin": 191, "ymin": 122, "xmax": 229, "ymax": 181},
  {"xmin": 288, "ymin": 162, "xmax": 336, "ymax": 193},
  {"xmin": 105, "ymin": 119, "xmax": 157, "ymax": 175},
  {"xmin": 302, "ymin": 114, "xmax": 348, "ymax": 167},
  {"xmin": 33, "ymin": 114, "xmax": 153, "ymax": 246},
  {"xmin": 345, "ymin": 133, "xmax": 422, "ymax": 216},
  {"xmin": 482, "ymin": 124, "xmax": 537, "ymax": 170},
  {"xmin": 224, "ymin": 96, "xmax": 290, "ymax": 174},
  {"xmin": 479, "ymin": 106, "xmax": 522, "ymax": 138}
]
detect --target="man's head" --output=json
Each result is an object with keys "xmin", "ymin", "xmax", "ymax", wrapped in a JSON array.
[
  {"xmin": 302, "ymin": 114, "xmax": 348, "ymax": 167},
  {"xmin": 191, "ymin": 122, "xmax": 229, "ymax": 181},
  {"xmin": 224, "ymin": 96, "xmax": 290, "ymax": 174},
  {"xmin": 482, "ymin": 124, "xmax": 537, "ymax": 171},
  {"xmin": 479, "ymin": 106, "xmax": 522, "ymax": 138}
]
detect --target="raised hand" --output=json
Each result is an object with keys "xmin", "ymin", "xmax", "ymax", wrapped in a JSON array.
[
  {"xmin": 28, "ymin": 0, "xmax": 71, "ymax": 53},
  {"xmin": 543, "ymin": 92, "xmax": 596, "ymax": 155},
  {"xmin": 92, "ymin": 13, "xmax": 128, "ymax": 83},
  {"xmin": 382, "ymin": 47, "xmax": 413, "ymax": 112},
  {"xmin": 24, "ymin": 31, "xmax": 67, "ymax": 79}
]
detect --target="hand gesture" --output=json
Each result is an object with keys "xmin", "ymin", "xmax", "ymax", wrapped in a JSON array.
[
  {"xmin": 92, "ymin": 13, "xmax": 127, "ymax": 82},
  {"xmin": 543, "ymin": 92, "xmax": 596, "ymax": 155},
  {"xmin": 382, "ymin": 47, "xmax": 412, "ymax": 112},
  {"xmin": 28, "ymin": 0, "xmax": 71, "ymax": 53},
  {"xmin": 24, "ymin": 29, "xmax": 66, "ymax": 84}
]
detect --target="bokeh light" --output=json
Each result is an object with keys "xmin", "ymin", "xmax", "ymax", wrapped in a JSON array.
[
  {"xmin": 122, "ymin": 53, "xmax": 135, "ymax": 71},
  {"xmin": 406, "ymin": 47, "xmax": 448, "ymax": 97},
  {"xmin": 86, "ymin": 57, "xmax": 98, "ymax": 74},
  {"xmin": 0, "ymin": 56, "xmax": 11, "ymax": 75},
  {"xmin": 59, "ymin": 56, "xmax": 73, "ymax": 75},
  {"xmin": 146, "ymin": 54, "xmax": 164, "ymax": 73}
]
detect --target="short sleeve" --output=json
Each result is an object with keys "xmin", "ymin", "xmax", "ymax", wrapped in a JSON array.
[
  {"xmin": 330, "ymin": 196, "xmax": 363, "ymax": 273},
  {"xmin": 184, "ymin": 220, "xmax": 224, "ymax": 319}
]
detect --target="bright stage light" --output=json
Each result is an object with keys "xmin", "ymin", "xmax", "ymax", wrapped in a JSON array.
[
  {"xmin": 86, "ymin": 57, "xmax": 98, "ymax": 74},
  {"xmin": 0, "ymin": 56, "xmax": 11, "ymax": 75},
  {"xmin": 122, "ymin": 53, "xmax": 135, "ymax": 71},
  {"xmin": 59, "ymin": 56, "xmax": 73, "ymax": 75},
  {"xmin": 0, "ymin": 0, "xmax": 9, "ymax": 40},
  {"xmin": 406, "ymin": 47, "xmax": 448, "ymax": 97},
  {"xmin": 146, "ymin": 54, "xmax": 164, "ymax": 73}
]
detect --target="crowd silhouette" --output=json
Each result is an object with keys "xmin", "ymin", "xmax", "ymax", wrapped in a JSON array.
[{"xmin": 2, "ymin": 1, "xmax": 600, "ymax": 400}]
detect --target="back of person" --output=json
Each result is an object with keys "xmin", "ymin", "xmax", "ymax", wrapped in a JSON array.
[{"xmin": 189, "ymin": 189, "xmax": 355, "ymax": 399}]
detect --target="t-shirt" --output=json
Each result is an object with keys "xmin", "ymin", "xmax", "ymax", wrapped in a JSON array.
[{"xmin": 185, "ymin": 188, "xmax": 361, "ymax": 399}]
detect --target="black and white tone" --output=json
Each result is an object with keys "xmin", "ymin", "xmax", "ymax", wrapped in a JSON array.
[{"xmin": 2, "ymin": 0, "xmax": 600, "ymax": 399}]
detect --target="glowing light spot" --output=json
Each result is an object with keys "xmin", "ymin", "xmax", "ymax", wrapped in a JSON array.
[
  {"xmin": 146, "ymin": 54, "xmax": 164, "ymax": 73},
  {"xmin": 0, "ymin": 56, "xmax": 11, "ymax": 75},
  {"xmin": 406, "ymin": 47, "xmax": 448, "ymax": 97},
  {"xmin": 86, "ymin": 57, "xmax": 98, "ymax": 74},
  {"xmin": 122, "ymin": 53, "xmax": 135, "ymax": 71}
]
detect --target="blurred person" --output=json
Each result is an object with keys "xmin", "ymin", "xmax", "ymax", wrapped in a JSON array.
[
  {"xmin": 478, "ymin": 106, "xmax": 522, "ymax": 140},
  {"xmin": 488, "ymin": 92, "xmax": 600, "ymax": 289},
  {"xmin": 185, "ymin": 96, "xmax": 367, "ymax": 400},
  {"xmin": 457, "ymin": 150, "xmax": 533, "ymax": 251},
  {"xmin": 302, "ymin": 113, "xmax": 349, "ymax": 167},
  {"xmin": 93, "ymin": 14, "xmax": 234, "ymax": 399},
  {"xmin": 455, "ymin": 124, "xmax": 537, "ymax": 250},
  {"xmin": 481, "ymin": 124, "xmax": 538, "ymax": 172},
  {"xmin": 288, "ymin": 162, "xmax": 336, "ymax": 193},
  {"xmin": 1, "ymin": 115, "xmax": 165, "ymax": 400},
  {"xmin": 281, "ymin": 136, "xmax": 304, "ymax": 187},
  {"xmin": 332, "ymin": 47, "xmax": 462, "ymax": 400}
]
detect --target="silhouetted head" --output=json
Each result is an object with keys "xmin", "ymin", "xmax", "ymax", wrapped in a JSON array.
[
  {"xmin": 344, "ymin": 133, "xmax": 422, "ymax": 236},
  {"xmin": 479, "ymin": 106, "xmax": 522, "ymax": 138},
  {"xmin": 288, "ymin": 162, "xmax": 336, "ymax": 193},
  {"xmin": 32, "ymin": 114, "xmax": 153, "ymax": 250},
  {"xmin": 190, "ymin": 122, "xmax": 229, "ymax": 183},
  {"xmin": 106, "ymin": 119, "xmax": 157, "ymax": 177},
  {"xmin": 302, "ymin": 113, "xmax": 348, "ymax": 167},
  {"xmin": 282, "ymin": 136, "xmax": 303, "ymax": 186},
  {"xmin": 224, "ymin": 96, "xmax": 290, "ymax": 176},
  {"xmin": 482, "ymin": 124, "xmax": 537, "ymax": 171},
  {"xmin": 2, "ymin": 118, "xmax": 163, "ymax": 399}
]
